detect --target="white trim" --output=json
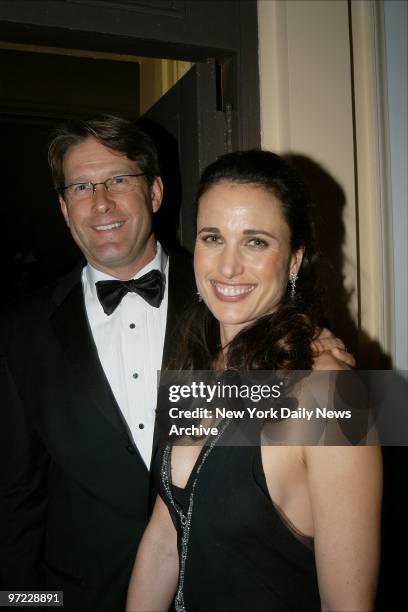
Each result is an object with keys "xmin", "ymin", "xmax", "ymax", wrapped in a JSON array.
[
  {"xmin": 351, "ymin": 0, "xmax": 395, "ymax": 359},
  {"xmin": 383, "ymin": 0, "xmax": 408, "ymax": 370},
  {"xmin": 258, "ymin": 0, "xmax": 290, "ymax": 152}
]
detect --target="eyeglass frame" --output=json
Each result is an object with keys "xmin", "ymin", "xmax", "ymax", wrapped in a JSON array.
[{"xmin": 59, "ymin": 172, "xmax": 147, "ymax": 199}]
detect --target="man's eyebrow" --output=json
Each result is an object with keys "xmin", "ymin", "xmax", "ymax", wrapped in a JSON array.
[{"xmin": 66, "ymin": 170, "xmax": 136, "ymax": 183}]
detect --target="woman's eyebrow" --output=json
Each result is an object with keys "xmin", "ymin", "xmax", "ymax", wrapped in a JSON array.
[
  {"xmin": 197, "ymin": 227, "xmax": 220, "ymax": 234},
  {"xmin": 243, "ymin": 229, "xmax": 276, "ymax": 238}
]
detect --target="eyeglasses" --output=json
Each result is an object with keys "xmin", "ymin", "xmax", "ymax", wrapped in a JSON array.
[{"xmin": 60, "ymin": 173, "xmax": 146, "ymax": 202}]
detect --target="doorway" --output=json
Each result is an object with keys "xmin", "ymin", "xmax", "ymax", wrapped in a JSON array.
[
  {"xmin": 0, "ymin": 44, "xmax": 195, "ymax": 294},
  {"xmin": 0, "ymin": 0, "xmax": 260, "ymax": 297}
]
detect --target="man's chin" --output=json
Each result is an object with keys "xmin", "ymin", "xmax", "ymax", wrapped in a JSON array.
[{"xmin": 87, "ymin": 251, "xmax": 132, "ymax": 274}]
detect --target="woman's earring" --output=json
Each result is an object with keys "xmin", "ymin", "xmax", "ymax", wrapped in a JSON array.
[
  {"xmin": 289, "ymin": 272, "xmax": 298, "ymax": 299},
  {"xmin": 196, "ymin": 291, "xmax": 203, "ymax": 303}
]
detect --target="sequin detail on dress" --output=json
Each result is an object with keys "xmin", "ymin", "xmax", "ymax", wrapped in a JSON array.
[{"xmin": 161, "ymin": 419, "xmax": 231, "ymax": 612}]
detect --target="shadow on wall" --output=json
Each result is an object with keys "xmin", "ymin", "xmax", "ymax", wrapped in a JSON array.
[
  {"xmin": 286, "ymin": 154, "xmax": 404, "ymax": 611},
  {"xmin": 284, "ymin": 153, "xmax": 391, "ymax": 369}
]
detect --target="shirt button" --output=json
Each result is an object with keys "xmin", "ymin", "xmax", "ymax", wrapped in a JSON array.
[
  {"xmin": 129, "ymin": 323, "xmax": 135, "ymax": 329},
  {"xmin": 126, "ymin": 444, "xmax": 135, "ymax": 454},
  {"xmin": 138, "ymin": 423, "xmax": 144, "ymax": 429},
  {"xmin": 133, "ymin": 372, "xmax": 139, "ymax": 379}
]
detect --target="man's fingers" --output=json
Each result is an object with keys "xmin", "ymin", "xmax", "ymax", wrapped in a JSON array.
[
  {"xmin": 311, "ymin": 339, "xmax": 323, "ymax": 355},
  {"xmin": 332, "ymin": 347, "xmax": 356, "ymax": 368},
  {"xmin": 312, "ymin": 336, "xmax": 346, "ymax": 355},
  {"xmin": 319, "ymin": 327, "xmax": 333, "ymax": 339}
]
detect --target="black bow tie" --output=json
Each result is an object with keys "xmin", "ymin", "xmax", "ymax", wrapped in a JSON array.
[{"xmin": 95, "ymin": 270, "xmax": 165, "ymax": 315}]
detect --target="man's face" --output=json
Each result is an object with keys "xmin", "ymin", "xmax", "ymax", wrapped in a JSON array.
[{"xmin": 59, "ymin": 137, "xmax": 163, "ymax": 279}]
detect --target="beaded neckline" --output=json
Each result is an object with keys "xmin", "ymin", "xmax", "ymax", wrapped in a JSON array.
[{"xmin": 161, "ymin": 419, "xmax": 231, "ymax": 612}]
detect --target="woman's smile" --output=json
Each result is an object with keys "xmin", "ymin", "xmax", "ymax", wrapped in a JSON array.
[{"xmin": 210, "ymin": 280, "xmax": 257, "ymax": 300}]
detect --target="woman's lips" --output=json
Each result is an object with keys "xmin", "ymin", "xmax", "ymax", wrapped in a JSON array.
[{"xmin": 210, "ymin": 281, "xmax": 256, "ymax": 301}]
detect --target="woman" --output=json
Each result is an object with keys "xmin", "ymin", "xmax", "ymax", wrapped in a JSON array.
[{"xmin": 127, "ymin": 151, "xmax": 382, "ymax": 611}]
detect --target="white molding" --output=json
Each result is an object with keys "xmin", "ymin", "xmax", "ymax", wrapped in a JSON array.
[
  {"xmin": 383, "ymin": 0, "xmax": 408, "ymax": 371},
  {"xmin": 351, "ymin": 0, "xmax": 395, "ymax": 359},
  {"xmin": 258, "ymin": 0, "xmax": 290, "ymax": 152}
]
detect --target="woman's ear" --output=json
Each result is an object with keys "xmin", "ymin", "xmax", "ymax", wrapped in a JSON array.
[{"xmin": 289, "ymin": 246, "xmax": 305, "ymax": 277}]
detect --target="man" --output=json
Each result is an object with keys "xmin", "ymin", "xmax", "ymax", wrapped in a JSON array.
[
  {"xmin": 0, "ymin": 115, "xmax": 196, "ymax": 611},
  {"xmin": 0, "ymin": 115, "xmax": 351, "ymax": 611}
]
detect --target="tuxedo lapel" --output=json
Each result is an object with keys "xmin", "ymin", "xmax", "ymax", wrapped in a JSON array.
[
  {"xmin": 150, "ymin": 251, "xmax": 195, "ymax": 471},
  {"xmin": 50, "ymin": 277, "xmax": 131, "ymax": 438},
  {"xmin": 48, "ymin": 252, "xmax": 194, "ymax": 479}
]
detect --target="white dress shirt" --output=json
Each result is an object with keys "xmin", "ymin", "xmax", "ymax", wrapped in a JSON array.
[{"xmin": 82, "ymin": 243, "xmax": 168, "ymax": 467}]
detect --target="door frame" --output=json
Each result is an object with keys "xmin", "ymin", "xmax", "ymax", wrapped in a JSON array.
[{"xmin": 0, "ymin": 0, "xmax": 260, "ymax": 150}]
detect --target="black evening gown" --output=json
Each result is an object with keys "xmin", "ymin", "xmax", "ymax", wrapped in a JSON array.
[{"xmin": 155, "ymin": 428, "xmax": 321, "ymax": 612}]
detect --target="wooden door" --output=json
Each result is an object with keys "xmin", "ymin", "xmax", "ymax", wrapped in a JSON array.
[{"xmin": 141, "ymin": 60, "xmax": 227, "ymax": 252}]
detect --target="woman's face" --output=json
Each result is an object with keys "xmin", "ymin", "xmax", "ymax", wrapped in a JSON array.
[{"xmin": 194, "ymin": 180, "xmax": 303, "ymax": 344}]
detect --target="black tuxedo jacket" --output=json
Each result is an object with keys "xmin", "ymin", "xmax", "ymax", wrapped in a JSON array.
[{"xmin": 0, "ymin": 251, "xmax": 195, "ymax": 611}]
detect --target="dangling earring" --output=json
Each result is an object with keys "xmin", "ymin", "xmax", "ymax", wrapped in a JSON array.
[
  {"xmin": 289, "ymin": 272, "xmax": 298, "ymax": 299},
  {"xmin": 196, "ymin": 291, "xmax": 203, "ymax": 303}
]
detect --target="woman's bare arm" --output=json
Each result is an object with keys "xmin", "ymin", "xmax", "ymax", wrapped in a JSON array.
[
  {"xmin": 126, "ymin": 495, "xmax": 179, "ymax": 612},
  {"xmin": 305, "ymin": 445, "xmax": 382, "ymax": 611}
]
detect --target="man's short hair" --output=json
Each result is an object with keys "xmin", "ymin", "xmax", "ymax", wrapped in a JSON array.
[{"xmin": 48, "ymin": 114, "xmax": 161, "ymax": 193}]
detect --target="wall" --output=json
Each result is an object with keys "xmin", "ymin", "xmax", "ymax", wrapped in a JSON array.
[
  {"xmin": 0, "ymin": 44, "xmax": 140, "ymax": 117},
  {"xmin": 0, "ymin": 41, "xmax": 192, "ymax": 118},
  {"xmin": 258, "ymin": 0, "xmax": 398, "ymax": 365},
  {"xmin": 384, "ymin": 0, "xmax": 408, "ymax": 371},
  {"xmin": 139, "ymin": 59, "xmax": 192, "ymax": 114}
]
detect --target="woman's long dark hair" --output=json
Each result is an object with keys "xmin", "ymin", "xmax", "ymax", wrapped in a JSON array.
[{"xmin": 172, "ymin": 150, "xmax": 325, "ymax": 371}]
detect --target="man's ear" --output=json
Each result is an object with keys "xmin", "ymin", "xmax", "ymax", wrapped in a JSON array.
[
  {"xmin": 150, "ymin": 176, "xmax": 163, "ymax": 213},
  {"xmin": 289, "ymin": 246, "xmax": 305, "ymax": 277},
  {"xmin": 59, "ymin": 195, "xmax": 70, "ymax": 227}
]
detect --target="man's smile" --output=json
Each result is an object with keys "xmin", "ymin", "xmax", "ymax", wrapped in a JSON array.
[{"xmin": 93, "ymin": 221, "xmax": 126, "ymax": 232}]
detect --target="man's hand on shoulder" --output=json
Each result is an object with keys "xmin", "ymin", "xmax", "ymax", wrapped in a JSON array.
[{"xmin": 312, "ymin": 328, "xmax": 355, "ymax": 370}]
